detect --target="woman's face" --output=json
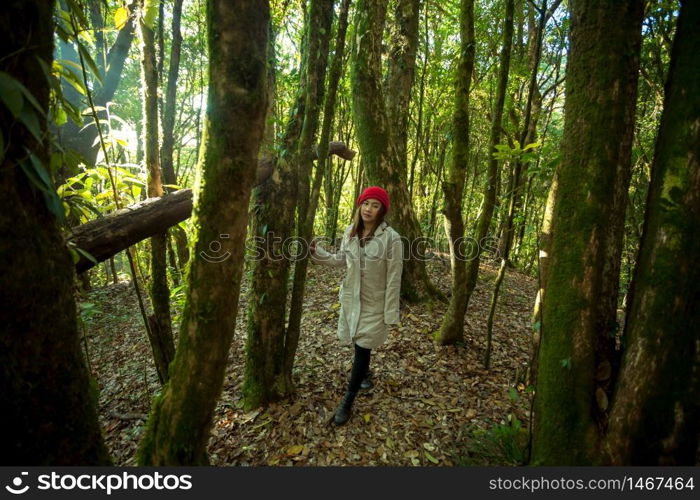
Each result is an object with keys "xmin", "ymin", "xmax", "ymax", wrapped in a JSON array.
[{"xmin": 360, "ymin": 198, "xmax": 383, "ymax": 224}]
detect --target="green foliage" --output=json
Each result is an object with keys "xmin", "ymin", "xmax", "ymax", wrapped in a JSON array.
[
  {"xmin": 18, "ymin": 148, "xmax": 66, "ymax": 223},
  {"xmin": 170, "ymin": 283, "xmax": 188, "ymax": 325},
  {"xmin": 459, "ymin": 415, "xmax": 529, "ymax": 466},
  {"xmin": 142, "ymin": 0, "xmax": 159, "ymax": 30},
  {"xmin": 58, "ymin": 160, "xmax": 144, "ymax": 223},
  {"xmin": 78, "ymin": 301, "xmax": 101, "ymax": 324},
  {"xmin": 492, "ymin": 140, "xmax": 541, "ymax": 163}
]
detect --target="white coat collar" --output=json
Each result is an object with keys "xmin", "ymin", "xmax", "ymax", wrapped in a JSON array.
[
  {"xmin": 373, "ymin": 220, "xmax": 389, "ymax": 237},
  {"xmin": 346, "ymin": 221, "xmax": 389, "ymax": 242}
]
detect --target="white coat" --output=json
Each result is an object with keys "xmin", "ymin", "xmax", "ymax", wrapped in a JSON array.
[{"xmin": 311, "ymin": 221, "xmax": 403, "ymax": 349}]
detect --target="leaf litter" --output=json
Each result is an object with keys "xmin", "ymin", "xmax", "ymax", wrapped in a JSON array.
[{"xmin": 83, "ymin": 258, "xmax": 537, "ymax": 466}]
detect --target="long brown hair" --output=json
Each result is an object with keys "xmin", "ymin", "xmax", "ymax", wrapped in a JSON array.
[{"xmin": 349, "ymin": 205, "xmax": 386, "ymax": 246}]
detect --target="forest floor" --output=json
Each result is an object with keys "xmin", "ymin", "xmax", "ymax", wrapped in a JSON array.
[{"xmin": 82, "ymin": 257, "xmax": 537, "ymax": 466}]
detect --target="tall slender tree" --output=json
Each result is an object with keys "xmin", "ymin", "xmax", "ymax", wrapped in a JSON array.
[
  {"xmin": 318, "ymin": 0, "xmax": 352, "ymax": 238},
  {"xmin": 161, "ymin": 0, "xmax": 185, "ymax": 192},
  {"xmin": 386, "ymin": 0, "xmax": 421, "ymax": 178},
  {"xmin": 160, "ymin": 0, "xmax": 189, "ymax": 276},
  {"xmin": 243, "ymin": 0, "xmax": 334, "ymax": 409},
  {"xmin": 435, "ymin": 0, "xmax": 477, "ymax": 345},
  {"xmin": 285, "ymin": 0, "xmax": 336, "ymax": 384},
  {"xmin": 140, "ymin": 0, "xmax": 174, "ymax": 384},
  {"xmin": 531, "ymin": 0, "xmax": 644, "ymax": 465},
  {"xmin": 137, "ymin": 0, "xmax": 269, "ymax": 464},
  {"xmin": 478, "ymin": 0, "xmax": 516, "ymax": 360}
]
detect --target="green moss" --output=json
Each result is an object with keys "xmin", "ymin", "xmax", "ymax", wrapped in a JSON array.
[
  {"xmin": 136, "ymin": 391, "xmax": 165, "ymax": 465},
  {"xmin": 88, "ymin": 375, "xmax": 101, "ymax": 412}
]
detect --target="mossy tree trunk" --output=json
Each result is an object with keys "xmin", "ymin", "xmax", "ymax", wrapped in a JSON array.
[
  {"xmin": 0, "ymin": 0, "xmax": 110, "ymax": 465},
  {"xmin": 605, "ymin": 0, "xmax": 700, "ymax": 465},
  {"xmin": 286, "ymin": 0, "xmax": 344, "ymax": 379},
  {"xmin": 531, "ymin": 0, "xmax": 643, "ymax": 465},
  {"xmin": 530, "ymin": 175, "xmax": 557, "ymax": 386},
  {"xmin": 140, "ymin": 0, "xmax": 174, "ymax": 385},
  {"xmin": 317, "ymin": 0, "xmax": 352, "ymax": 236},
  {"xmin": 243, "ymin": 0, "xmax": 333, "ymax": 410},
  {"xmin": 436, "ymin": 0, "xmax": 477, "ymax": 345},
  {"xmin": 137, "ymin": 0, "xmax": 268, "ymax": 464},
  {"xmin": 440, "ymin": 0, "xmax": 513, "ymax": 345},
  {"xmin": 386, "ymin": 0, "xmax": 420, "ymax": 177},
  {"xmin": 351, "ymin": 0, "xmax": 441, "ymax": 303}
]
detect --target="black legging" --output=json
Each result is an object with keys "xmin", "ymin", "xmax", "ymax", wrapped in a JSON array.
[{"xmin": 347, "ymin": 343, "xmax": 371, "ymax": 393}]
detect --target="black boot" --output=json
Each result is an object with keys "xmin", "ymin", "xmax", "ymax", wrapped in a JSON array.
[{"xmin": 333, "ymin": 391, "xmax": 357, "ymax": 425}]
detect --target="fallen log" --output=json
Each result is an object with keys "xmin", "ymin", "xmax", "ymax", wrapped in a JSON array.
[
  {"xmin": 68, "ymin": 141, "xmax": 356, "ymax": 273},
  {"xmin": 68, "ymin": 188, "xmax": 193, "ymax": 273}
]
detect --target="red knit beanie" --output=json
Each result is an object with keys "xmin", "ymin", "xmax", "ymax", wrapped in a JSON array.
[{"xmin": 356, "ymin": 186, "xmax": 390, "ymax": 214}]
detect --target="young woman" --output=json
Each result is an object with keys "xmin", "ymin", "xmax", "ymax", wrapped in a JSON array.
[{"xmin": 310, "ymin": 186, "xmax": 403, "ymax": 425}]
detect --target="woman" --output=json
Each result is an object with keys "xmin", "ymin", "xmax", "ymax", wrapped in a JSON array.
[{"xmin": 310, "ymin": 186, "xmax": 403, "ymax": 425}]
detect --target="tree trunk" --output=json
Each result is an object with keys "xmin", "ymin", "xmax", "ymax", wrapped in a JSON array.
[
  {"xmin": 161, "ymin": 0, "xmax": 184, "ymax": 192},
  {"xmin": 137, "ymin": 0, "xmax": 269, "ymax": 465},
  {"xmin": 436, "ymin": 0, "xmax": 478, "ymax": 345},
  {"xmin": 351, "ymin": 0, "xmax": 442, "ymax": 303},
  {"xmin": 512, "ymin": 173, "xmax": 534, "ymax": 264},
  {"xmin": 160, "ymin": 0, "xmax": 189, "ymax": 283},
  {"xmin": 0, "ymin": 0, "xmax": 110, "ymax": 465},
  {"xmin": 409, "ymin": 3, "xmax": 429, "ymax": 201},
  {"xmin": 605, "ymin": 0, "xmax": 700, "ymax": 465},
  {"xmin": 243, "ymin": 0, "xmax": 333, "ymax": 409},
  {"xmin": 531, "ymin": 0, "xmax": 643, "ymax": 465},
  {"xmin": 530, "ymin": 174, "xmax": 557, "ymax": 386},
  {"xmin": 88, "ymin": 1, "xmax": 107, "ymax": 76},
  {"xmin": 140, "ymin": 0, "xmax": 174, "ymax": 385},
  {"xmin": 441, "ymin": 0, "xmax": 514, "ymax": 345},
  {"xmin": 286, "ymin": 0, "xmax": 348, "ymax": 379},
  {"xmin": 479, "ymin": 0, "xmax": 517, "ymax": 360},
  {"xmin": 497, "ymin": 0, "xmax": 546, "ymax": 267},
  {"xmin": 386, "ymin": 0, "xmax": 420, "ymax": 179}
]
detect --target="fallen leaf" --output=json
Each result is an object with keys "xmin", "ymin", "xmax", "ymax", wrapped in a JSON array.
[{"xmin": 286, "ymin": 444, "xmax": 304, "ymax": 456}]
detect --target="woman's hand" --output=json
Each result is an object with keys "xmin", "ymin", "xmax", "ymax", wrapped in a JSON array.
[{"xmin": 309, "ymin": 238, "xmax": 317, "ymax": 255}]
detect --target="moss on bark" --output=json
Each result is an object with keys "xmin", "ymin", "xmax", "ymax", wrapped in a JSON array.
[
  {"xmin": 141, "ymin": 9, "xmax": 174, "ymax": 383},
  {"xmin": 605, "ymin": 0, "xmax": 700, "ymax": 465},
  {"xmin": 0, "ymin": 0, "xmax": 110, "ymax": 465},
  {"xmin": 137, "ymin": 0, "xmax": 269, "ymax": 465},
  {"xmin": 242, "ymin": 0, "xmax": 333, "ymax": 410},
  {"xmin": 437, "ymin": 0, "xmax": 476, "ymax": 345},
  {"xmin": 351, "ymin": 0, "xmax": 441, "ymax": 303},
  {"xmin": 531, "ymin": 0, "xmax": 643, "ymax": 465}
]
